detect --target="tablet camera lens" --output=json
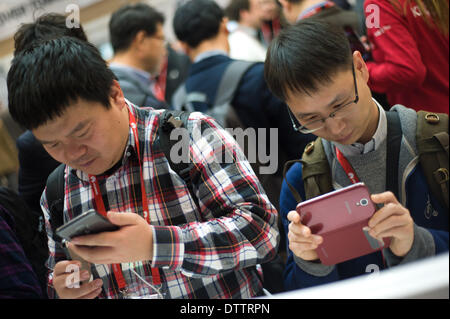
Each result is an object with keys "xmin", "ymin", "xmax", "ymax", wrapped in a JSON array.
[{"xmin": 360, "ymin": 198, "xmax": 368, "ymax": 206}]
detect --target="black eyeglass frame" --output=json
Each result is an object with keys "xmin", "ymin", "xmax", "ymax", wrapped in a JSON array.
[{"xmin": 287, "ymin": 62, "xmax": 359, "ymax": 134}]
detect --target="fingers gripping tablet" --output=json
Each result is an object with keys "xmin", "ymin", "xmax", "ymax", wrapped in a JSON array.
[{"xmin": 296, "ymin": 183, "xmax": 390, "ymax": 265}]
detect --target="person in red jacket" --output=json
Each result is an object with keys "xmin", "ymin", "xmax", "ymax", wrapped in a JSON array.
[{"xmin": 365, "ymin": 0, "xmax": 449, "ymax": 114}]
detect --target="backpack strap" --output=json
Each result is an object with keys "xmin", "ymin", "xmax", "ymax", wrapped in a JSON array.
[
  {"xmin": 172, "ymin": 60, "xmax": 257, "ymax": 127},
  {"xmin": 214, "ymin": 60, "xmax": 257, "ymax": 106},
  {"xmin": 282, "ymin": 137, "xmax": 333, "ymax": 204},
  {"xmin": 45, "ymin": 163, "xmax": 66, "ymax": 243},
  {"xmin": 282, "ymin": 159, "xmax": 305, "ymax": 204},
  {"xmin": 212, "ymin": 60, "xmax": 257, "ymax": 127},
  {"xmin": 301, "ymin": 138, "xmax": 333, "ymax": 200},
  {"xmin": 172, "ymin": 84, "xmax": 209, "ymax": 112},
  {"xmin": 385, "ymin": 111, "xmax": 402, "ymax": 200},
  {"xmin": 157, "ymin": 110, "xmax": 200, "ymax": 210},
  {"xmin": 416, "ymin": 111, "xmax": 449, "ymax": 209}
]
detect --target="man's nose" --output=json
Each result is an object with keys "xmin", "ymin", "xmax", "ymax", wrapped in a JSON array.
[
  {"xmin": 64, "ymin": 142, "xmax": 88, "ymax": 163},
  {"xmin": 325, "ymin": 116, "xmax": 346, "ymax": 136}
]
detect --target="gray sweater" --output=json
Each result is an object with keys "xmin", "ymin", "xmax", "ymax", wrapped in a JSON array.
[{"xmin": 295, "ymin": 104, "xmax": 435, "ymax": 276}]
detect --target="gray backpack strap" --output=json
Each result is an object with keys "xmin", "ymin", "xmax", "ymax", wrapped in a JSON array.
[
  {"xmin": 214, "ymin": 60, "xmax": 256, "ymax": 105},
  {"xmin": 171, "ymin": 85, "xmax": 187, "ymax": 110},
  {"xmin": 210, "ymin": 60, "xmax": 256, "ymax": 127},
  {"xmin": 172, "ymin": 85, "xmax": 208, "ymax": 112}
]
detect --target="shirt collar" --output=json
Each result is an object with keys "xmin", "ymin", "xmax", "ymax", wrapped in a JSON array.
[
  {"xmin": 335, "ymin": 98, "xmax": 387, "ymax": 157},
  {"xmin": 72, "ymin": 99, "xmax": 139, "ymax": 182},
  {"xmin": 109, "ymin": 62, "xmax": 156, "ymax": 83},
  {"xmin": 234, "ymin": 24, "xmax": 259, "ymax": 38},
  {"xmin": 296, "ymin": 1, "xmax": 333, "ymax": 21},
  {"xmin": 194, "ymin": 50, "xmax": 229, "ymax": 63}
]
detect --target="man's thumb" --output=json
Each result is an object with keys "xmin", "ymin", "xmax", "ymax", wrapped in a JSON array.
[{"xmin": 107, "ymin": 211, "xmax": 139, "ymax": 226}]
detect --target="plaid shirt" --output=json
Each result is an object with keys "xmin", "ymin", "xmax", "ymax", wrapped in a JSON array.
[
  {"xmin": 42, "ymin": 104, "xmax": 279, "ymax": 299},
  {"xmin": 0, "ymin": 205, "xmax": 43, "ymax": 299}
]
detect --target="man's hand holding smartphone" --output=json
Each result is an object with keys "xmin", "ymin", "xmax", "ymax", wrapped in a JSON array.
[
  {"xmin": 53, "ymin": 211, "xmax": 154, "ymax": 299},
  {"xmin": 53, "ymin": 260, "xmax": 104, "ymax": 299},
  {"xmin": 67, "ymin": 211, "xmax": 153, "ymax": 264}
]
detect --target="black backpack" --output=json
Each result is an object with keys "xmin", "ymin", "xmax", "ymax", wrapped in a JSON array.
[{"xmin": 0, "ymin": 187, "xmax": 49, "ymax": 297}]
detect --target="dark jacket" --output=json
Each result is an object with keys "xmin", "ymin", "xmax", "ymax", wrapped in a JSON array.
[
  {"xmin": 165, "ymin": 46, "xmax": 191, "ymax": 104},
  {"xmin": 0, "ymin": 188, "xmax": 43, "ymax": 299},
  {"xmin": 110, "ymin": 65, "xmax": 168, "ymax": 109},
  {"xmin": 16, "ymin": 130, "xmax": 59, "ymax": 215}
]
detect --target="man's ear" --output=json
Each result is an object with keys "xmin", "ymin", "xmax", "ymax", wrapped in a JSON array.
[
  {"xmin": 177, "ymin": 41, "xmax": 192, "ymax": 59},
  {"xmin": 353, "ymin": 51, "xmax": 369, "ymax": 83},
  {"xmin": 220, "ymin": 17, "xmax": 230, "ymax": 36},
  {"xmin": 133, "ymin": 30, "xmax": 148, "ymax": 49},
  {"xmin": 109, "ymin": 80, "xmax": 126, "ymax": 110},
  {"xmin": 278, "ymin": 0, "xmax": 290, "ymax": 11}
]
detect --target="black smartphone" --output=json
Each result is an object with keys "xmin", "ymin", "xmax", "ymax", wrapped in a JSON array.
[
  {"xmin": 56, "ymin": 209, "xmax": 119, "ymax": 242},
  {"xmin": 344, "ymin": 26, "xmax": 372, "ymax": 62}
]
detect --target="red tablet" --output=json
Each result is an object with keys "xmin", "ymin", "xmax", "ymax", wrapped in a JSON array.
[{"xmin": 296, "ymin": 183, "xmax": 390, "ymax": 266}]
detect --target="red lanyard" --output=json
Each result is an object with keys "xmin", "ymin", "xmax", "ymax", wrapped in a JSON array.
[
  {"xmin": 261, "ymin": 18, "xmax": 281, "ymax": 45},
  {"xmin": 335, "ymin": 146, "xmax": 386, "ymax": 267},
  {"xmin": 299, "ymin": 1, "xmax": 335, "ymax": 20},
  {"xmin": 154, "ymin": 58, "xmax": 168, "ymax": 102},
  {"xmin": 335, "ymin": 147, "xmax": 360, "ymax": 184},
  {"xmin": 88, "ymin": 107, "xmax": 161, "ymax": 293}
]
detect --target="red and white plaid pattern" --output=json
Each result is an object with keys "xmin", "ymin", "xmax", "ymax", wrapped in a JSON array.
[{"xmin": 42, "ymin": 104, "xmax": 279, "ymax": 299}]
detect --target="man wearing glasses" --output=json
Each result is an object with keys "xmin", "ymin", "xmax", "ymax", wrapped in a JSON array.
[
  {"xmin": 108, "ymin": 3, "xmax": 169, "ymax": 109},
  {"xmin": 264, "ymin": 20, "xmax": 448, "ymax": 290}
]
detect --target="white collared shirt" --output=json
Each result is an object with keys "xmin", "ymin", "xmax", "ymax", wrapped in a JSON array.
[{"xmin": 335, "ymin": 98, "xmax": 387, "ymax": 157}]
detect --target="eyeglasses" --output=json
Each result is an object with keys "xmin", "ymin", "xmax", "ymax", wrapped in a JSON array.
[
  {"xmin": 288, "ymin": 63, "xmax": 359, "ymax": 134},
  {"xmin": 151, "ymin": 35, "xmax": 165, "ymax": 42},
  {"xmin": 148, "ymin": 34, "xmax": 167, "ymax": 46}
]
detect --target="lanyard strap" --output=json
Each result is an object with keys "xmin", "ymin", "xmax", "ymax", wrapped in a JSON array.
[
  {"xmin": 335, "ymin": 147, "xmax": 360, "ymax": 184},
  {"xmin": 335, "ymin": 146, "xmax": 386, "ymax": 267},
  {"xmin": 88, "ymin": 107, "xmax": 161, "ymax": 292},
  {"xmin": 154, "ymin": 58, "xmax": 168, "ymax": 102}
]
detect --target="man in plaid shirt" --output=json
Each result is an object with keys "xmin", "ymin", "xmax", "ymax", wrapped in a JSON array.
[{"xmin": 7, "ymin": 36, "xmax": 279, "ymax": 299}]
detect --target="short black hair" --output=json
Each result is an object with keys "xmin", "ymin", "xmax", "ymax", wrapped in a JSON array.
[
  {"xmin": 109, "ymin": 3, "xmax": 165, "ymax": 53},
  {"xmin": 173, "ymin": 0, "xmax": 224, "ymax": 48},
  {"xmin": 264, "ymin": 19, "xmax": 353, "ymax": 101},
  {"xmin": 225, "ymin": 0, "xmax": 250, "ymax": 22},
  {"xmin": 13, "ymin": 13, "xmax": 88, "ymax": 56},
  {"xmin": 7, "ymin": 37, "xmax": 116, "ymax": 130}
]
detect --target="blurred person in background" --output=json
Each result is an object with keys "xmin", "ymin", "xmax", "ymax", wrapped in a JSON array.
[
  {"xmin": 278, "ymin": 0, "xmax": 360, "ymax": 32},
  {"xmin": 109, "ymin": 3, "xmax": 169, "ymax": 108},
  {"xmin": 0, "ymin": 187, "xmax": 43, "ymax": 299},
  {"xmin": 364, "ymin": 0, "xmax": 449, "ymax": 114},
  {"xmin": 259, "ymin": 0, "xmax": 283, "ymax": 47},
  {"xmin": 226, "ymin": 0, "xmax": 268, "ymax": 62}
]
